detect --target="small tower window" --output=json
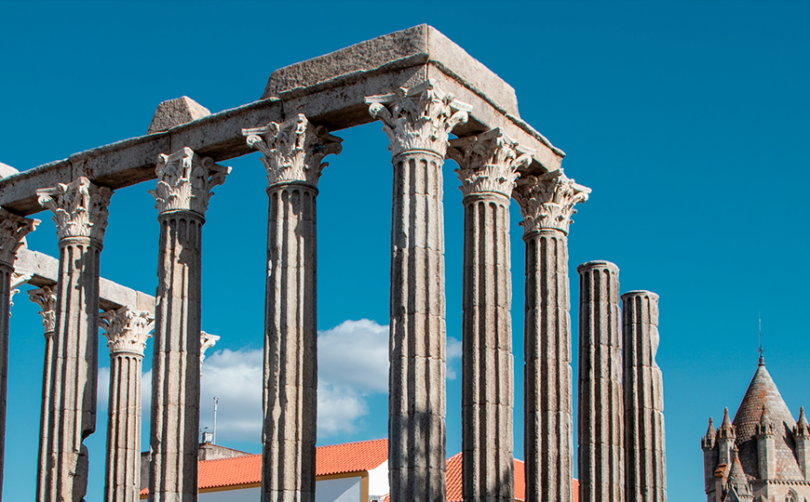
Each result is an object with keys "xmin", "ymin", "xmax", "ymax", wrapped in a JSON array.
[{"xmin": 785, "ymin": 491, "xmax": 796, "ymax": 502}]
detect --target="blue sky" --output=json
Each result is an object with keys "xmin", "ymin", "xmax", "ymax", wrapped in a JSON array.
[{"xmin": 2, "ymin": 1, "xmax": 809, "ymax": 500}]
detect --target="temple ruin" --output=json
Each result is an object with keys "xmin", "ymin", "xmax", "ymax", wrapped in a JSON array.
[{"xmin": 0, "ymin": 25, "xmax": 667, "ymax": 502}]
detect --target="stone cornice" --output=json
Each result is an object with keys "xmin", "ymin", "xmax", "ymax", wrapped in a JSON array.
[
  {"xmin": 243, "ymin": 114, "xmax": 342, "ymax": 188},
  {"xmin": 448, "ymin": 128, "xmax": 534, "ymax": 199},
  {"xmin": 150, "ymin": 147, "xmax": 231, "ymax": 216},
  {"xmin": 37, "ymin": 177, "xmax": 112, "ymax": 242},
  {"xmin": 366, "ymin": 79, "xmax": 472, "ymax": 159},
  {"xmin": 100, "ymin": 306, "xmax": 154, "ymax": 356},
  {"xmin": 28, "ymin": 285, "xmax": 57, "ymax": 335},
  {"xmin": 0, "ymin": 209, "xmax": 39, "ymax": 266},
  {"xmin": 200, "ymin": 331, "xmax": 220, "ymax": 368},
  {"xmin": 513, "ymin": 169, "xmax": 591, "ymax": 236}
]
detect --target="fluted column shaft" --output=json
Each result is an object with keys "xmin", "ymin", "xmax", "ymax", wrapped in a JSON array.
[
  {"xmin": 263, "ymin": 182, "xmax": 318, "ymax": 502},
  {"xmin": 449, "ymin": 128, "xmax": 532, "ymax": 502},
  {"xmin": 36, "ymin": 177, "xmax": 111, "ymax": 502},
  {"xmin": 150, "ymin": 210, "xmax": 203, "ymax": 502},
  {"xmin": 102, "ymin": 307, "xmax": 153, "ymax": 502},
  {"xmin": 0, "ymin": 211, "xmax": 37, "ymax": 502},
  {"xmin": 461, "ymin": 193, "xmax": 513, "ymax": 502},
  {"xmin": 577, "ymin": 261, "xmax": 623, "ymax": 502},
  {"xmin": 243, "ymin": 115, "xmax": 341, "ymax": 502},
  {"xmin": 389, "ymin": 149, "xmax": 448, "ymax": 502},
  {"xmin": 621, "ymin": 291, "xmax": 666, "ymax": 502},
  {"xmin": 366, "ymin": 78, "xmax": 471, "ymax": 502},
  {"xmin": 149, "ymin": 147, "xmax": 229, "ymax": 502},
  {"xmin": 30, "ymin": 286, "xmax": 56, "ymax": 502},
  {"xmin": 514, "ymin": 171, "xmax": 590, "ymax": 502},
  {"xmin": 524, "ymin": 228, "xmax": 572, "ymax": 502}
]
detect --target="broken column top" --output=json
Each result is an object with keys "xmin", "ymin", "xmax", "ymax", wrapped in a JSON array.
[{"xmin": 147, "ymin": 96, "xmax": 211, "ymax": 134}]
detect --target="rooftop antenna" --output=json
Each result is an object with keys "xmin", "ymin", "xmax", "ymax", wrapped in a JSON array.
[
  {"xmin": 758, "ymin": 314, "xmax": 764, "ymax": 365},
  {"xmin": 213, "ymin": 397, "xmax": 219, "ymax": 444}
]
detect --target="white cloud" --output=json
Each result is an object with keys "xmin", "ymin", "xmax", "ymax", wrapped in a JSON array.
[{"xmin": 98, "ymin": 319, "xmax": 463, "ymax": 444}]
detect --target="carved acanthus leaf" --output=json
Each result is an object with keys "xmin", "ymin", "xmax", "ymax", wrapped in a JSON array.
[
  {"xmin": 448, "ymin": 128, "xmax": 535, "ymax": 198},
  {"xmin": 100, "ymin": 306, "xmax": 154, "ymax": 355},
  {"xmin": 242, "ymin": 114, "xmax": 342, "ymax": 188},
  {"xmin": 200, "ymin": 331, "xmax": 220, "ymax": 369},
  {"xmin": 0, "ymin": 209, "xmax": 39, "ymax": 266},
  {"xmin": 8, "ymin": 271, "xmax": 32, "ymax": 308},
  {"xmin": 366, "ymin": 79, "xmax": 472, "ymax": 158},
  {"xmin": 150, "ymin": 147, "xmax": 231, "ymax": 216},
  {"xmin": 28, "ymin": 285, "xmax": 57, "ymax": 334},
  {"xmin": 513, "ymin": 170, "xmax": 591, "ymax": 235},
  {"xmin": 37, "ymin": 177, "xmax": 112, "ymax": 241}
]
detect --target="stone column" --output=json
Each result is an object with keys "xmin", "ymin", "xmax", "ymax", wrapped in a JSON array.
[
  {"xmin": 621, "ymin": 291, "xmax": 666, "ymax": 502},
  {"xmin": 100, "ymin": 306, "xmax": 154, "ymax": 502},
  {"xmin": 577, "ymin": 261, "xmax": 623, "ymax": 502},
  {"xmin": 243, "ymin": 114, "xmax": 341, "ymax": 502},
  {"xmin": 36, "ymin": 177, "xmax": 112, "ymax": 502},
  {"xmin": 148, "ymin": 147, "xmax": 230, "ymax": 502},
  {"xmin": 366, "ymin": 80, "xmax": 471, "ymax": 502},
  {"xmin": 29, "ymin": 284, "xmax": 57, "ymax": 502},
  {"xmin": 0, "ymin": 210, "xmax": 38, "ymax": 501},
  {"xmin": 448, "ymin": 128, "xmax": 533, "ymax": 502},
  {"xmin": 513, "ymin": 170, "xmax": 590, "ymax": 502}
]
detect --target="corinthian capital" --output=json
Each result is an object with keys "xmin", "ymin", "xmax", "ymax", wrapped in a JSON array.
[
  {"xmin": 200, "ymin": 331, "xmax": 220, "ymax": 369},
  {"xmin": 242, "ymin": 114, "xmax": 342, "ymax": 188},
  {"xmin": 29, "ymin": 285, "xmax": 57, "ymax": 335},
  {"xmin": 366, "ymin": 79, "xmax": 472, "ymax": 158},
  {"xmin": 100, "ymin": 306, "xmax": 154, "ymax": 356},
  {"xmin": 448, "ymin": 128, "xmax": 535, "ymax": 199},
  {"xmin": 150, "ymin": 147, "xmax": 231, "ymax": 216},
  {"xmin": 0, "ymin": 209, "xmax": 39, "ymax": 266},
  {"xmin": 513, "ymin": 170, "xmax": 591, "ymax": 236},
  {"xmin": 37, "ymin": 177, "xmax": 112, "ymax": 241},
  {"xmin": 9, "ymin": 271, "xmax": 32, "ymax": 308}
]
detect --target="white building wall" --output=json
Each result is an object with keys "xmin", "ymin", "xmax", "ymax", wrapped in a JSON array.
[
  {"xmin": 316, "ymin": 476, "xmax": 363, "ymax": 502},
  {"xmin": 200, "ymin": 487, "xmax": 260, "ymax": 502},
  {"xmin": 367, "ymin": 460, "xmax": 389, "ymax": 500}
]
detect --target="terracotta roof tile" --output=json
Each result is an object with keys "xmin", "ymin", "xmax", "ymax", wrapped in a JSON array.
[{"xmin": 140, "ymin": 438, "xmax": 389, "ymax": 495}]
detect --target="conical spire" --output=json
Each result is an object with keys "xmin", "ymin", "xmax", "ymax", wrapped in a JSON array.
[
  {"xmin": 719, "ymin": 408, "xmax": 735, "ymax": 439},
  {"xmin": 732, "ymin": 362, "xmax": 795, "ymax": 441},
  {"xmin": 796, "ymin": 406, "xmax": 810, "ymax": 438}
]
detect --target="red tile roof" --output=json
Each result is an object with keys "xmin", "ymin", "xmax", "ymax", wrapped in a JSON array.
[
  {"xmin": 141, "ymin": 438, "xmax": 579, "ymax": 501},
  {"xmin": 141, "ymin": 438, "xmax": 389, "ymax": 496},
  {"xmin": 444, "ymin": 452, "xmax": 578, "ymax": 502}
]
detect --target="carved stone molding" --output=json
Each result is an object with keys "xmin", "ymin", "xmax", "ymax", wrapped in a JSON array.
[
  {"xmin": 448, "ymin": 128, "xmax": 535, "ymax": 199},
  {"xmin": 513, "ymin": 169, "xmax": 591, "ymax": 236},
  {"xmin": 200, "ymin": 331, "xmax": 220, "ymax": 368},
  {"xmin": 100, "ymin": 306, "xmax": 154, "ymax": 356},
  {"xmin": 150, "ymin": 147, "xmax": 231, "ymax": 216},
  {"xmin": 9, "ymin": 271, "xmax": 32, "ymax": 308},
  {"xmin": 37, "ymin": 177, "xmax": 112, "ymax": 241},
  {"xmin": 242, "ymin": 113, "xmax": 342, "ymax": 188},
  {"xmin": 0, "ymin": 209, "xmax": 39, "ymax": 266},
  {"xmin": 366, "ymin": 79, "xmax": 472, "ymax": 158},
  {"xmin": 28, "ymin": 285, "xmax": 57, "ymax": 334}
]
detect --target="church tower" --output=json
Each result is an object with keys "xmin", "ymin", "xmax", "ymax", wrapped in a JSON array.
[{"xmin": 700, "ymin": 357, "xmax": 810, "ymax": 502}]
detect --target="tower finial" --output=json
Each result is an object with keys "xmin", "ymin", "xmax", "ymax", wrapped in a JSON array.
[{"xmin": 758, "ymin": 314, "xmax": 765, "ymax": 365}]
